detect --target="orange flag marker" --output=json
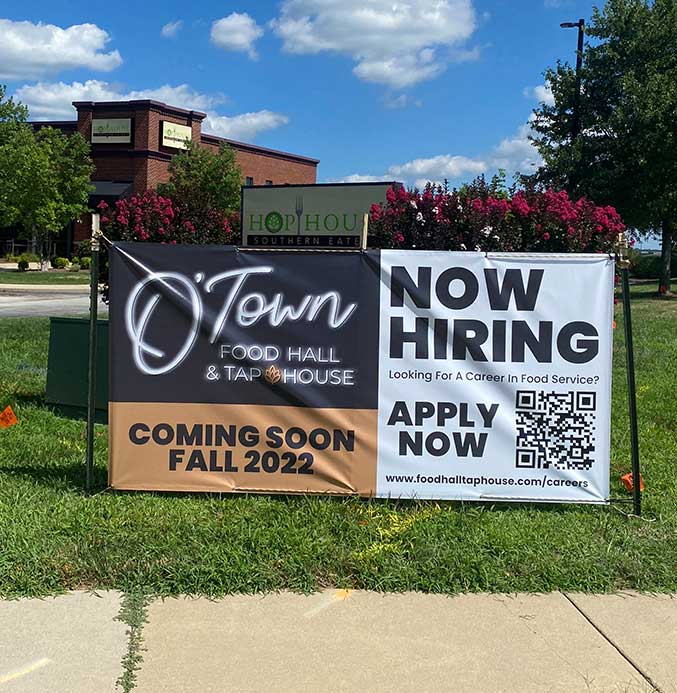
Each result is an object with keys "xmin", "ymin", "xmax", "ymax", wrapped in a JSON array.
[
  {"xmin": 0, "ymin": 405, "xmax": 18, "ymax": 429},
  {"xmin": 621, "ymin": 472, "xmax": 644, "ymax": 493}
]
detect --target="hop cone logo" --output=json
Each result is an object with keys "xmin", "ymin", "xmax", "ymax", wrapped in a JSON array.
[
  {"xmin": 264, "ymin": 365, "xmax": 282, "ymax": 384},
  {"xmin": 264, "ymin": 212, "xmax": 283, "ymax": 233}
]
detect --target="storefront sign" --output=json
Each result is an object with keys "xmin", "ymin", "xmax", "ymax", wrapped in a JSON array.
[
  {"xmin": 91, "ymin": 118, "xmax": 131, "ymax": 144},
  {"xmin": 241, "ymin": 183, "xmax": 395, "ymax": 248},
  {"xmin": 161, "ymin": 121, "xmax": 192, "ymax": 149},
  {"xmin": 109, "ymin": 244, "xmax": 613, "ymax": 503}
]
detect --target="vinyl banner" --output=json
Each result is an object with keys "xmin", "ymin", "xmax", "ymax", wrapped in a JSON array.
[{"xmin": 109, "ymin": 244, "xmax": 614, "ymax": 503}]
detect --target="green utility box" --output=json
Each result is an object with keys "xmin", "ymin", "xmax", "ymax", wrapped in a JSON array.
[{"xmin": 45, "ymin": 317, "xmax": 109, "ymax": 423}]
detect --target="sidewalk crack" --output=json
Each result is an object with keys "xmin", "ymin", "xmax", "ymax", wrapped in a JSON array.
[
  {"xmin": 562, "ymin": 593, "xmax": 663, "ymax": 693},
  {"xmin": 115, "ymin": 591, "xmax": 150, "ymax": 692}
]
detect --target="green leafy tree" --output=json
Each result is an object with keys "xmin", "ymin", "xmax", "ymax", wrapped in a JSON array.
[
  {"xmin": 0, "ymin": 86, "xmax": 93, "ymax": 266},
  {"xmin": 530, "ymin": 0, "xmax": 677, "ymax": 294},
  {"xmin": 158, "ymin": 140, "xmax": 242, "ymax": 214},
  {"xmin": 0, "ymin": 85, "xmax": 28, "ymax": 133}
]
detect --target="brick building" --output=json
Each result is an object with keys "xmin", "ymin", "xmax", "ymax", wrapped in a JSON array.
[{"xmin": 26, "ymin": 99, "xmax": 319, "ymax": 252}]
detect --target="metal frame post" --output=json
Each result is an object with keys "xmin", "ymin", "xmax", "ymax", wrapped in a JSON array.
[
  {"xmin": 618, "ymin": 236, "xmax": 641, "ymax": 516},
  {"xmin": 86, "ymin": 213, "xmax": 101, "ymax": 491}
]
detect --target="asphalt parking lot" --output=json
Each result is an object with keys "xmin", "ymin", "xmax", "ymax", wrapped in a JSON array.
[{"xmin": 0, "ymin": 286, "xmax": 106, "ymax": 318}]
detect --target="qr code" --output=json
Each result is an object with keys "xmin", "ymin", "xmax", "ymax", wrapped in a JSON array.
[{"xmin": 515, "ymin": 390, "xmax": 596, "ymax": 471}]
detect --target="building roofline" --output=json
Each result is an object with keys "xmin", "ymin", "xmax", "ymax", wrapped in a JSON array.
[
  {"xmin": 73, "ymin": 100, "xmax": 207, "ymax": 120},
  {"xmin": 29, "ymin": 120, "xmax": 78, "ymax": 129},
  {"xmin": 200, "ymin": 132, "xmax": 320, "ymax": 165}
]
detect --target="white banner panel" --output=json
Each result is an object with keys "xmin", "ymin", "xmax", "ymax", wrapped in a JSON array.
[{"xmin": 376, "ymin": 252, "xmax": 614, "ymax": 503}]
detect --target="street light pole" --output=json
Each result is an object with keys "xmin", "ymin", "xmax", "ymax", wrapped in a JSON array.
[{"xmin": 560, "ymin": 19, "xmax": 585, "ymax": 140}]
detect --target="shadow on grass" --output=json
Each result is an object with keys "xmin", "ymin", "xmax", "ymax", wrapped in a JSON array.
[
  {"xmin": 628, "ymin": 289, "xmax": 677, "ymax": 301},
  {"xmin": 9, "ymin": 392, "xmax": 108, "ymax": 424},
  {"xmin": 0, "ymin": 463, "xmax": 108, "ymax": 491},
  {"xmin": 13, "ymin": 472, "xmax": 594, "ymax": 516},
  {"xmin": 13, "ymin": 392, "xmax": 47, "ymax": 407}
]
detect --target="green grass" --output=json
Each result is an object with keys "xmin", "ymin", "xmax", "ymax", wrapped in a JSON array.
[
  {"xmin": 0, "ymin": 285, "xmax": 675, "ymax": 598},
  {"xmin": 115, "ymin": 591, "xmax": 149, "ymax": 693},
  {"xmin": 0, "ymin": 269, "xmax": 90, "ymax": 284}
]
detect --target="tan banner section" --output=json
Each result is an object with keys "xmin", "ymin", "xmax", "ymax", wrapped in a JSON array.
[{"xmin": 109, "ymin": 402, "xmax": 377, "ymax": 495}]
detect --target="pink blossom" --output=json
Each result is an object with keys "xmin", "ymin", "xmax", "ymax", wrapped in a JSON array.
[{"xmin": 512, "ymin": 193, "xmax": 530, "ymax": 217}]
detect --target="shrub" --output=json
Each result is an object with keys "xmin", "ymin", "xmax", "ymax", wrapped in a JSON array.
[
  {"xmin": 77, "ymin": 239, "xmax": 92, "ymax": 260},
  {"xmin": 628, "ymin": 250, "xmax": 677, "ymax": 279},
  {"xmin": 97, "ymin": 190, "xmax": 238, "ymax": 247},
  {"xmin": 16, "ymin": 253, "xmax": 39, "ymax": 270},
  {"xmin": 53, "ymin": 257, "xmax": 69, "ymax": 269},
  {"xmin": 19, "ymin": 252, "xmax": 40, "ymax": 263},
  {"xmin": 68, "ymin": 262, "xmax": 81, "ymax": 273},
  {"xmin": 368, "ymin": 178, "xmax": 626, "ymax": 254},
  {"xmin": 79, "ymin": 256, "xmax": 91, "ymax": 270}
]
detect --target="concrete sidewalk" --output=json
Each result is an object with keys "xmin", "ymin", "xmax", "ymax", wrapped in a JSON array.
[{"xmin": 1, "ymin": 591, "xmax": 674, "ymax": 692}]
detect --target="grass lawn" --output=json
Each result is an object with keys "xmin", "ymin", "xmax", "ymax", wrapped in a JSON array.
[
  {"xmin": 0, "ymin": 284, "xmax": 675, "ymax": 598},
  {"xmin": 0, "ymin": 269, "xmax": 90, "ymax": 285}
]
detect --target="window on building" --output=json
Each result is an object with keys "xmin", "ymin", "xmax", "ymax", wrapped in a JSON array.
[
  {"xmin": 245, "ymin": 176, "xmax": 254, "ymax": 186},
  {"xmin": 265, "ymin": 179, "xmax": 273, "ymax": 186}
]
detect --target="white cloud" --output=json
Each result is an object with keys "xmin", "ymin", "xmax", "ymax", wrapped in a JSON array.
[
  {"xmin": 15, "ymin": 80, "xmax": 287, "ymax": 141},
  {"xmin": 524, "ymin": 83, "xmax": 555, "ymax": 106},
  {"xmin": 327, "ymin": 174, "xmax": 385, "ymax": 183},
  {"xmin": 16, "ymin": 81, "xmax": 224, "ymax": 119},
  {"xmin": 384, "ymin": 93, "xmax": 423, "ymax": 109},
  {"xmin": 337, "ymin": 125, "xmax": 542, "ymax": 187},
  {"xmin": 0, "ymin": 19, "xmax": 122, "ymax": 80},
  {"xmin": 271, "ymin": 0, "xmax": 477, "ymax": 87},
  {"xmin": 161, "ymin": 20, "xmax": 183, "ymax": 38},
  {"xmin": 211, "ymin": 13, "xmax": 264, "ymax": 59},
  {"xmin": 204, "ymin": 111, "xmax": 289, "ymax": 141},
  {"xmin": 388, "ymin": 154, "xmax": 487, "ymax": 180},
  {"xmin": 489, "ymin": 124, "xmax": 542, "ymax": 172}
]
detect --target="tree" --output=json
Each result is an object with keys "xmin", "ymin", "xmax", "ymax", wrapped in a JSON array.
[
  {"xmin": 0, "ymin": 85, "xmax": 28, "ymax": 132},
  {"xmin": 157, "ymin": 140, "xmax": 242, "ymax": 214},
  {"xmin": 0, "ymin": 86, "xmax": 93, "ymax": 266},
  {"xmin": 0, "ymin": 126, "xmax": 93, "ymax": 265},
  {"xmin": 529, "ymin": 0, "xmax": 677, "ymax": 294}
]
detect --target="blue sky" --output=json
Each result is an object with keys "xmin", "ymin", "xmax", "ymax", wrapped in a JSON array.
[{"xmin": 1, "ymin": 0, "xmax": 596, "ymax": 187}]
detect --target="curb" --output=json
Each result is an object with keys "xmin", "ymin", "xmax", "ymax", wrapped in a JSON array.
[{"xmin": 0, "ymin": 283, "xmax": 90, "ymax": 294}]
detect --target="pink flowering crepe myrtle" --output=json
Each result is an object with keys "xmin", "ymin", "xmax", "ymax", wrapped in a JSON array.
[
  {"xmin": 97, "ymin": 190, "xmax": 238, "ymax": 247},
  {"xmin": 368, "ymin": 180, "xmax": 626, "ymax": 255},
  {"xmin": 98, "ymin": 179, "xmax": 626, "ymax": 257}
]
